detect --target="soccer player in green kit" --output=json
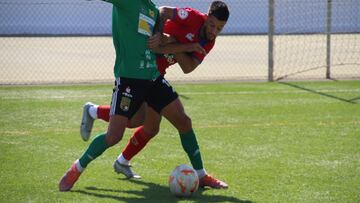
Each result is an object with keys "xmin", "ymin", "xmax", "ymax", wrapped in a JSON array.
[{"xmin": 59, "ymin": 0, "xmax": 227, "ymax": 191}]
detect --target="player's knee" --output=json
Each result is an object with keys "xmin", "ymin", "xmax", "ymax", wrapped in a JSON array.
[
  {"xmin": 180, "ymin": 115, "xmax": 192, "ymax": 132},
  {"xmin": 127, "ymin": 120, "xmax": 143, "ymax": 128},
  {"xmin": 105, "ymin": 132, "xmax": 123, "ymax": 147},
  {"xmin": 143, "ymin": 126, "xmax": 159, "ymax": 138},
  {"xmin": 185, "ymin": 115, "xmax": 192, "ymax": 127},
  {"xmin": 127, "ymin": 112, "xmax": 145, "ymax": 128}
]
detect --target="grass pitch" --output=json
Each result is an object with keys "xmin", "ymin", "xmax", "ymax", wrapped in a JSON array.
[{"xmin": 0, "ymin": 80, "xmax": 359, "ymax": 202}]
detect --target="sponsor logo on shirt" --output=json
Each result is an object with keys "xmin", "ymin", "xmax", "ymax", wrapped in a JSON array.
[
  {"xmin": 186, "ymin": 33, "xmax": 194, "ymax": 41},
  {"xmin": 164, "ymin": 54, "xmax": 175, "ymax": 64},
  {"xmin": 138, "ymin": 13, "xmax": 155, "ymax": 36},
  {"xmin": 122, "ymin": 87, "xmax": 132, "ymax": 98},
  {"xmin": 178, "ymin": 8, "xmax": 188, "ymax": 20},
  {"xmin": 125, "ymin": 86, "xmax": 131, "ymax": 94}
]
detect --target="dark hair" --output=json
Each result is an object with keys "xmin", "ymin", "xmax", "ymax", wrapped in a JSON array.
[{"xmin": 208, "ymin": 1, "xmax": 230, "ymax": 22}]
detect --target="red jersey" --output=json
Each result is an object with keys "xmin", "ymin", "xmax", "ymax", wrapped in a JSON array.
[{"xmin": 156, "ymin": 7, "xmax": 215, "ymax": 75}]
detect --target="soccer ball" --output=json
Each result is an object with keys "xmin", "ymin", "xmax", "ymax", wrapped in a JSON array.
[{"xmin": 168, "ymin": 164, "xmax": 199, "ymax": 197}]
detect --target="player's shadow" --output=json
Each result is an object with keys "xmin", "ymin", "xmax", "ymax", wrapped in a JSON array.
[
  {"xmin": 72, "ymin": 178, "xmax": 252, "ymax": 203},
  {"xmin": 279, "ymin": 82, "xmax": 359, "ymax": 104}
]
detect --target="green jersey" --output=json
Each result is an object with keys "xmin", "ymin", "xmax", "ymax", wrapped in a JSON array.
[{"xmin": 105, "ymin": 0, "xmax": 160, "ymax": 80}]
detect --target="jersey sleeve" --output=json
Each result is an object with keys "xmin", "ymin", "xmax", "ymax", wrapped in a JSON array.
[
  {"xmin": 172, "ymin": 8, "xmax": 203, "ymax": 26},
  {"xmin": 191, "ymin": 41, "xmax": 215, "ymax": 63}
]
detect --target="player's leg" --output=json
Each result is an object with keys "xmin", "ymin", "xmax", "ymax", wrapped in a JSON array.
[
  {"xmin": 96, "ymin": 103, "xmax": 146, "ymax": 127},
  {"xmin": 114, "ymin": 76, "xmax": 177, "ymax": 178},
  {"xmin": 160, "ymin": 99, "xmax": 203, "ymax": 170},
  {"xmin": 114, "ymin": 106, "xmax": 161, "ymax": 178},
  {"xmin": 159, "ymin": 84, "xmax": 228, "ymax": 189},
  {"xmin": 161, "ymin": 99, "xmax": 228, "ymax": 189},
  {"xmin": 97, "ymin": 105, "xmax": 110, "ymax": 122},
  {"xmin": 59, "ymin": 78, "xmax": 143, "ymax": 191},
  {"xmin": 127, "ymin": 103, "xmax": 147, "ymax": 128},
  {"xmin": 150, "ymin": 77, "xmax": 203, "ymax": 175},
  {"xmin": 80, "ymin": 103, "xmax": 146, "ymax": 141}
]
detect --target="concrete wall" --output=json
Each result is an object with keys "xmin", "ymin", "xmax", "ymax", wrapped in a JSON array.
[{"xmin": 0, "ymin": 0, "xmax": 359, "ymax": 35}]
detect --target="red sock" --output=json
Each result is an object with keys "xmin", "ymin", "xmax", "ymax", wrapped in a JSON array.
[
  {"xmin": 122, "ymin": 126, "xmax": 152, "ymax": 161},
  {"xmin": 97, "ymin": 105, "xmax": 110, "ymax": 122}
]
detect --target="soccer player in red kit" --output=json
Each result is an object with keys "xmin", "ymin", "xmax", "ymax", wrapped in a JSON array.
[
  {"xmin": 155, "ymin": 7, "xmax": 217, "ymax": 75},
  {"xmin": 81, "ymin": 1, "xmax": 229, "ymax": 189}
]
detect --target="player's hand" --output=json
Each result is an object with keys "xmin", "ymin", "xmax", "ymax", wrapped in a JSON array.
[
  {"xmin": 187, "ymin": 43, "xmax": 206, "ymax": 55},
  {"xmin": 161, "ymin": 33, "xmax": 177, "ymax": 44},
  {"xmin": 148, "ymin": 33, "xmax": 161, "ymax": 49}
]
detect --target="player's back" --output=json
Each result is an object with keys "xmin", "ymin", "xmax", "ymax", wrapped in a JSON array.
[
  {"xmin": 156, "ymin": 8, "xmax": 215, "ymax": 75},
  {"xmin": 164, "ymin": 8, "xmax": 206, "ymax": 44},
  {"xmin": 110, "ymin": 0, "xmax": 160, "ymax": 80}
]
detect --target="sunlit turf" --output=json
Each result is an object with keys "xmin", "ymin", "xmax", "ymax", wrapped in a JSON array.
[{"xmin": 0, "ymin": 80, "xmax": 359, "ymax": 202}]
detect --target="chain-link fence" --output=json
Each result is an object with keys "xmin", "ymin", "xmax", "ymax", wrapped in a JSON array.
[
  {"xmin": 0, "ymin": 0, "xmax": 359, "ymax": 84},
  {"xmin": 272, "ymin": 0, "xmax": 360, "ymax": 80}
]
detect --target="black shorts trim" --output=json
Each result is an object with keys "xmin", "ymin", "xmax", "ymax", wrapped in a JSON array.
[{"xmin": 110, "ymin": 76, "xmax": 178, "ymax": 118}]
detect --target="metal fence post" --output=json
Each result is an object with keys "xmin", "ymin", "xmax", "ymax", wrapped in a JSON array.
[
  {"xmin": 326, "ymin": 0, "xmax": 332, "ymax": 79},
  {"xmin": 268, "ymin": 0, "xmax": 275, "ymax": 82}
]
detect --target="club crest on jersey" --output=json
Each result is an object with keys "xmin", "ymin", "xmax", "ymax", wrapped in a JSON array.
[
  {"xmin": 186, "ymin": 33, "xmax": 194, "ymax": 41},
  {"xmin": 149, "ymin": 9, "xmax": 155, "ymax": 18},
  {"xmin": 178, "ymin": 8, "xmax": 188, "ymax": 20}
]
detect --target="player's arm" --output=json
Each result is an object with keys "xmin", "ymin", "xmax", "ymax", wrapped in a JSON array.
[
  {"xmin": 149, "ymin": 33, "xmax": 174, "ymax": 52},
  {"xmin": 174, "ymin": 53, "xmax": 201, "ymax": 74},
  {"xmin": 151, "ymin": 33, "xmax": 206, "ymax": 54},
  {"xmin": 148, "ymin": 6, "xmax": 176, "ymax": 49},
  {"xmin": 154, "ymin": 6, "xmax": 176, "ymax": 33},
  {"xmin": 152, "ymin": 43, "xmax": 202, "ymax": 54},
  {"xmin": 176, "ymin": 42, "xmax": 215, "ymax": 74}
]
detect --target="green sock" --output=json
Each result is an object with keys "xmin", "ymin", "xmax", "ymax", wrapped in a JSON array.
[
  {"xmin": 179, "ymin": 129, "xmax": 204, "ymax": 170},
  {"xmin": 79, "ymin": 133, "xmax": 108, "ymax": 168}
]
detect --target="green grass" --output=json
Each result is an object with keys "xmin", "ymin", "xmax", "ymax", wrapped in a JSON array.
[{"xmin": 0, "ymin": 80, "xmax": 359, "ymax": 203}]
